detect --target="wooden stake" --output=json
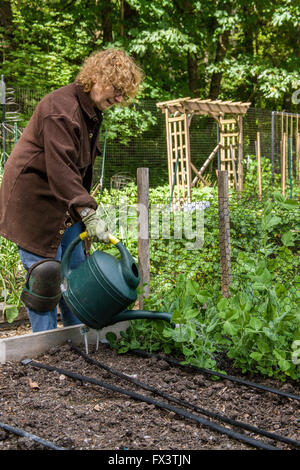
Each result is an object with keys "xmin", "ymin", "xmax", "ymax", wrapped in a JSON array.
[
  {"xmin": 229, "ymin": 144, "xmax": 239, "ymax": 193},
  {"xmin": 256, "ymin": 132, "xmax": 262, "ymax": 201},
  {"xmin": 282, "ymin": 133, "xmax": 286, "ymax": 196},
  {"xmin": 91, "ymin": 183, "xmax": 100, "ymax": 198},
  {"xmin": 191, "ymin": 143, "xmax": 220, "ymax": 186},
  {"xmin": 184, "ymin": 113, "xmax": 192, "ymax": 203},
  {"xmin": 190, "ymin": 162, "xmax": 209, "ymax": 186},
  {"xmin": 137, "ymin": 168, "xmax": 150, "ymax": 308},
  {"xmin": 296, "ymin": 132, "xmax": 300, "ymax": 181},
  {"xmin": 238, "ymin": 115, "xmax": 243, "ymax": 192},
  {"xmin": 165, "ymin": 109, "xmax": 173, "ymax": 198},
  {"xmin": 217, "ymin": 170, "xmax": 232, "ymax": 298}
]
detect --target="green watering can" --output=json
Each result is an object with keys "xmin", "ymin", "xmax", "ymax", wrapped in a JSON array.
[{"xmin": 60, "ymin": 231, "xmax": 173, "ymax": 330}]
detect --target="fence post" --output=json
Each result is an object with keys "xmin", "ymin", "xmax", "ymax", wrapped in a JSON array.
[
  {"xmin": 238, "ymin": 114, "xmax": 243, "ymax": 192},
  {"xmin": 217, "ymin": 170, "xmax": 232, "ymax": 298},
  {"xmin": 297, "ymin": 133, "xmax": 300, "ymax": 181},
  {"xmin": 137, "ymin": 168, "xmax": 150, "ymax": 308},
  {"xmin": 271, "ymin": 111, "xmax": 275, "ymax": 187},
  {"xmin": 256, "ymin": 131, "xmax": 262, "ymax": 201},
  {"xmin": 288, "ymin": 137, "xmax": 293, "ymax": 199},
  {"xmin": 282, "ymin": 133, "xmax": 286, "ymax": 196}
]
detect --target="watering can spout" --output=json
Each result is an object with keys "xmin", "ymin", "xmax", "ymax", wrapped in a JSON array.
[{"xmin": 106, "ymin": 310, "xmax": 175, "ymax": 328}]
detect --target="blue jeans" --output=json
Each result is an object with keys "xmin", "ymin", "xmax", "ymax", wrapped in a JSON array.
[{"xmin": 18, "ymin": 222, "xmax": 85, "ymax": 332}]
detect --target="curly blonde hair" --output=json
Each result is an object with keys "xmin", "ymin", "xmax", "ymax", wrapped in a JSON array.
[{"xmin": 76, "ymin": 49, "xmax": 143, "ymax": 101}]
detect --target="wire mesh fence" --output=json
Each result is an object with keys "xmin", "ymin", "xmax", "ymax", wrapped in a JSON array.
[
  {"xmin": 215, "ymin": 183, "xmax": 299, "ymax": 376},
  {"xmin": 217, "ymin": 176, "xmax": 299, "ymax": 302},
  {"xmin": 96, "ymin": 105, "xmax": 300, "ymax": 191},
  {"xmin": 0, "ymin": 84, "xmax": 299, "ymax": 293}
]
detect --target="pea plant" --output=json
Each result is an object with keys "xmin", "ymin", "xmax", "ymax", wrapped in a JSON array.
[
  {"xmin": 0, "ymin": 167, "xmax": 26, "ymax": 322},
  {"xmin": 102, "ymin": 173, "xmax": 300, "ymax": 380}
]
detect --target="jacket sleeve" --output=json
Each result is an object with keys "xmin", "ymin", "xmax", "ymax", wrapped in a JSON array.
[{"xmin": 42, "ymin": 114, "xmax": 97, "ymax": 220}]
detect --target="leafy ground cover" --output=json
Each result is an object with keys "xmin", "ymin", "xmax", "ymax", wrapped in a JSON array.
[{"xmin": 97, "ymin": 160, "xmax": 300, "ymax": 381}]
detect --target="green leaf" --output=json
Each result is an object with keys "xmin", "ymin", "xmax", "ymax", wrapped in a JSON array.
[
  {"xmin": 206, "ymin": 319, "xmax": 219, "ymax": 333},
  {"xmin": 273, "ymin": 191, "xmax": 285, "ymax": 203},
  {"xmin": 262, "ymin": 327, "xmax": 277, "ymax": 341},
  {"xmin": 171, "ymin": 310, "xmax": 184, "ymax": 323},
  {"xmin": 248, "ymin": 317, "xmax": 263, "ymax": 331},
  {"xmin": 185, "ymin": 280, "xmax": 199, "ymax": 296},
  {"xmin": 278, "ymin": 359, "xmax": 291, "ymax": 372},
  {"xmin": 239, "ymin": 292, "xmax": 252, "ymax": 312},
  {"xmin": 5, "ymin": 306, "xmax": 19, "ymax": 323},
  {"xmin": 250, "ymin": 352, "xmax": 263, "ymax": 361},
  {"xmin": 171, "ymin": 327, "xmax": 189, "ymax": 343},
  {"xmin": 280, "ymin": 199, "xmax": 299, "ymax": 209},
  {"xmin": 223, "ymin": 320, "xmax": 239, "ymax": 336},
  {"xmin": 184, "ymin": 308, "xmax": 199, "ymax": 320},
  {"xmin": 217, "ymin": 297, "xmax": 229, "ymax": 312},
  {"xmin": 106, "ymin": 331, "xmax": 117, "ymax": 343},
  {"xmin": 197, "ymin": 290, "xmax": 212, "ymax": 303},
  {"xmin": 281, "ymin": 231, "xmax": 294, "ymax": 247},
  {"xmin": 251, "ymin": 268, "xmax": 273, "ymax": 286},
  {"xmin": 257, "ymin": 339, "xmax": 271, "ymax": 353},
  {"xmin": 261, "ymin": 214, "xmax": 282, "ymax": 232}
]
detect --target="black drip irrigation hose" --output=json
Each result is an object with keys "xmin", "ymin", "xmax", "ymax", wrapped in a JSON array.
[
  {"xmin": 69, "ymin": 342, "xmax": 300, "ymax": 449},
  {"xmin": 21, "ymin": 357, "xmax": 279, "ymax": 451},
  {"xmin": 0, "ymin": 421, "xmax": 67, "ymax": 450},
  {"xmin": 131, "ymin": 349, "xmax": 300, "ymax": 402}
]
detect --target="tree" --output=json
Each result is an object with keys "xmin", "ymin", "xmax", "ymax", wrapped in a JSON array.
[{"xmin": 1, "ymin": 0, "xmax": 300, "ymax": 115}]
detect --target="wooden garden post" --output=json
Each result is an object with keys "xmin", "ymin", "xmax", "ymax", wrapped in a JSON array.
[
  {"xmin": 229, "ymin": 143, "xmax": 239, "ymax": 193},
  {"xmin": 296, "ymin": 132, "xmax": 300, "ymax": 181},
  {"xmin": 238, "ymin": 115, "xmax": 244, "ymax": 192},
  {"xmin": 256, "ymin": 131, "xmax": 262, "ymax": 201},
  {"xmin": 217, "ymin": 170, "xmax": 232, "ymax": 298},
  {"xmin": 137, "ymin": 168, "xmax": 150, "ymax": 308},
  {"xmin": 282, "ymin": 133, "xmax": 286, "ymax": 196}
]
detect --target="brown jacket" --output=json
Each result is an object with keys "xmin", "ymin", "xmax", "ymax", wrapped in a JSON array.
[{"xmin": 0, "ymin": 83, "xmax": 102, "ymax": 257}]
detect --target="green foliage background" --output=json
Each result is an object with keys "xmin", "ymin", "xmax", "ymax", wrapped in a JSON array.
[{"xmin": 1, "ymin": 0, "xmax": 300, "ymax": 111}]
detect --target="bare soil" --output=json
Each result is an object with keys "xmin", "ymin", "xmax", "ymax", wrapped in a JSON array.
[{"xmin": 0, "ymin": 330, "xmax": 299, "ymax": 452}]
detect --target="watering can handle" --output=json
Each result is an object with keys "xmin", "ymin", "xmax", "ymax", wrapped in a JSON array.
[
  {"xmin": 79, "ymin": 231, "xmax": 120, "ymax": 245},
  {"xmin": 83, "ymin": 231, "xmax": 140, "ymax": 288},
  {"xmin": 61, "ymin": 232, "xmax": 121, "ymax": 281}
]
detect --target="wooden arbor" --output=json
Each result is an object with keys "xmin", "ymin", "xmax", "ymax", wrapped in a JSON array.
[{"xmin": 156, "ymin": 98, "xmax": 251, "ymax": 208}]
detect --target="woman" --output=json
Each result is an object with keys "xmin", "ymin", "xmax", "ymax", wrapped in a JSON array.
[{"xmin": 0, "ymin": 49, "xmax": 143, "ymax": 332}]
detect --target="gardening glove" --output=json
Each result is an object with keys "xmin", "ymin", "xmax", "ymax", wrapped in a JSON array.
[{"xmin": 82, "ymin": 211, "xmax": 110, "ymax": 243}]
